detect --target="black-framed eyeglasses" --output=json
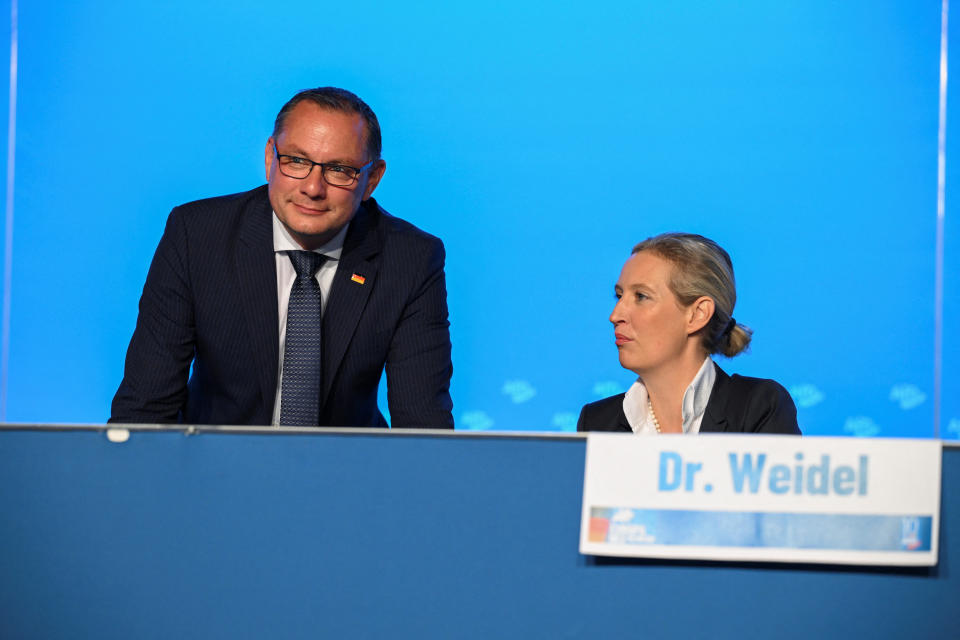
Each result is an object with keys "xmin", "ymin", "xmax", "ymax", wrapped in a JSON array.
[{"xmin": 273, "ymin": 143, "xmax": 374, "ymax": 187}]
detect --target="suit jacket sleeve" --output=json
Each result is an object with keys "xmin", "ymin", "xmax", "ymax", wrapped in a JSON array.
[
  {"xmin": 576, "ymin": 406, "xmax": 589, "ymax": 431},
  {"xmin": 384, "ymin": 237, "xmax": 454, "ymax": 428},
  {"xmin": 110, "ymin": 207, "xmax": 195, "ymax": 423},
  {"xmin": 740, "ymin": 379, "xmax": 801, "ymax": 435},
  {"xmin": 577, "ymin": 394, "xmax": 630, "ymax": 432}
]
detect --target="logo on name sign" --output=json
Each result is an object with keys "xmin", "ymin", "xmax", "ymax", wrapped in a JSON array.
[
  {"xmin": 900, "ymin": 517, "xmax": 922, "ymax": 550},
  {"xmin": 589, "ymin": 507, "xmax": 657, "ymax": 544}
]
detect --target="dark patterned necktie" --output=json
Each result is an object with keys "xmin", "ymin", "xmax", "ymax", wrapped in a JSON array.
[{"xmin": 279, "ymin": 251, "xmax": 326, "ymax": 426}]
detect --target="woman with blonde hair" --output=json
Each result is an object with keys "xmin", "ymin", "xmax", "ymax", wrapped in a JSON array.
[{"xmin": 577, "ymin": 233, "xmax": 800, "ymax": 434}]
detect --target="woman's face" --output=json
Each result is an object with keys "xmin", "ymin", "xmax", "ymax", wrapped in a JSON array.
[{"xmin": 610, "ymin": 251, "xmax": 694, "ymax": 376}]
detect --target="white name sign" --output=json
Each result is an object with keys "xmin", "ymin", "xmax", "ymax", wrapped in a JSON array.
[{"xmin": 580, "ymin": 434, "xmax": 941, "ymax": 566}]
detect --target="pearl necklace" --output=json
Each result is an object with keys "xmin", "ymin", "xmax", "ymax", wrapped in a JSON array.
[{"xmin": 647, "ymin": 398, "xmax": 662, "ymax": 433}]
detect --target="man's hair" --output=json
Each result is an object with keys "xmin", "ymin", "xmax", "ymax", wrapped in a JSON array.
[
  {"xmin": 273, "ymin": 87, "xmax": 382, "ymax": 161},
  {"xmin": 632, "ymin": 232, "xmax": 752, "ymax": 357}
]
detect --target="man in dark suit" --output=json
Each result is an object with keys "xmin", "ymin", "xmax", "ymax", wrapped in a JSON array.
[{"xmin": 110, "ymin": 87, "xmax": 453, "ymax": 428}]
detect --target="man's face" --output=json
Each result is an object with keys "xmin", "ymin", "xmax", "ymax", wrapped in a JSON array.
[{"xmin": 265, "ymin": 102, "xmax": 385, "ymax": 250}]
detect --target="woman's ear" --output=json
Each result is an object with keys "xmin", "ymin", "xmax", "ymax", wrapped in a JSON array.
[{"xmin": 687, "ymin": 296, "xmax": 715, "ymax": 335}]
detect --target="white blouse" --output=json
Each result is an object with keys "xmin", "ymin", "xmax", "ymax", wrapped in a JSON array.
[{"xmin": 622, "ymin": 357, "xmax": 717, "ymax": 434}]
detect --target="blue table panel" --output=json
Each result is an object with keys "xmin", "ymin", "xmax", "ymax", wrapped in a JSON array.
[{"xmin": 0, "ymin": 428, "xmax": 955, "ymax": 639}]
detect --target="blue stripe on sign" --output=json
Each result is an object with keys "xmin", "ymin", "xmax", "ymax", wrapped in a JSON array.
[{"xmin": 590, "ymin": 507, "xmax": 932, "ymax": 552}]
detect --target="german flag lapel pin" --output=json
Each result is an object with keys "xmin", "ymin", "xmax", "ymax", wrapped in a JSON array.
[{"xmin": 350, "ymin": 273, "xmax": 366, "ymax": 285}]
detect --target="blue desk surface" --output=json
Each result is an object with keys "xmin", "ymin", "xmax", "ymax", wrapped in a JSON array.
[{"xmin": 0, "ymin": 426, "xmax": 956, "ymax": 639}]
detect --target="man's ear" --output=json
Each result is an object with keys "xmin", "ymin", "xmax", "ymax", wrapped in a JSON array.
[
  {"xmin": 361, "ymin": 160, "xmax": 386, "ymax": 201},
  {"xmin": 264, "ymin": 137, "xmax": 276, "ymax": 181},
  {"xmin": 687, "ymin": 296, "xmax": 715, "ymax": 335}
]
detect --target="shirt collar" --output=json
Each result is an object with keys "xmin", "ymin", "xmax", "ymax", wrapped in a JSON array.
[
  {"xmin": 272, "ymin": 212, "xmax": 349, "ymax": 260},
  {"xmin": 622, "ymin": 357, "xmax": 716, "ymax": 434},
  {"xmin": 622, "ymin": 381, "xmax": 654, "ymax": 434},
  {"xmin": 681, "ymin": 356, "xmax": 716, "ymax": 433}
]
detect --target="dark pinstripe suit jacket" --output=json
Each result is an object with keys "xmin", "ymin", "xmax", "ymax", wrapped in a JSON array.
[
  {"xmin": 110, "ymin": 185, "xmax": 453, "ymax": 428},
  {"xmin": 577, "ymin": 363, "xmax": 800, "ymax": 434}
]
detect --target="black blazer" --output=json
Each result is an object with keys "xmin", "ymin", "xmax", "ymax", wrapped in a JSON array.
[
  {"xmin": 577, "ymin": 363, "xmax": 800, "ymax": 434},
  {"xmin": 110, "ymin": 186, "xmax": 453, "ymax": 428}
]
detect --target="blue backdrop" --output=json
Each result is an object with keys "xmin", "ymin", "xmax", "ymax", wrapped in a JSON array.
[{"xmin": 1, "ymin": 1, "xmax": 956, "ymax": 437}]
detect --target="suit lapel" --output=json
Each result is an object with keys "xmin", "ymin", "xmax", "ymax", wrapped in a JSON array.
[
  {"xmin": 321, "ymin": 200, "xmax": 382, "ymax": 404},
  {"xmin": 700, "ymin": 362, "xmax": 730, "ymax": 433},
  {"xmin": 236, "ymin": 187, "xmax": 280, "ymax": 416},
  {"xmin": 597, "ymin": 394, "xmax": 632, "ymax": 432}
]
